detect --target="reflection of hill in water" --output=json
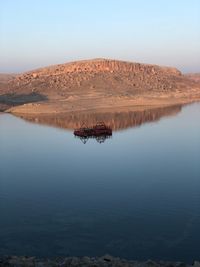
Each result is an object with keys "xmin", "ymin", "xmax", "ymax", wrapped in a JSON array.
[{"xmin": 19, "ymin": 105, "xmax": 182, "ymax": 131}]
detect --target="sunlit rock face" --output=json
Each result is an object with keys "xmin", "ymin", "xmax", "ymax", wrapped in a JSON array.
[
  {"xmin": 15, "ymin": 58, "xmax": 182, "ymax": 75},
  {"xmin": 8, "ymin": 58, "xmax": 190, "ymax": 97}
]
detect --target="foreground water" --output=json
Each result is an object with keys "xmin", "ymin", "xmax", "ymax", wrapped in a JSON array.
[{"xmin": 0, "ymin": 103, "xmax": 200, "ymax": 262}]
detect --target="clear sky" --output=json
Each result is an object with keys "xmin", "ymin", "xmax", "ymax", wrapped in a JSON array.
[{"xmin": 0, "ymin": 0, "xmax": 199, "ymax": 73}]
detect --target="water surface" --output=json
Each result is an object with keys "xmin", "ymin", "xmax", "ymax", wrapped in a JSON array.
[{"xmin": 0, "ymin": 103, "xmax": 200, "ymax": 262}]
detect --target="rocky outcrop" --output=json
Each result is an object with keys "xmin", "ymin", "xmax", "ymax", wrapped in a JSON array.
[
  {"xmin": 7, "ymin": 59, "xmax": 195, "ymax": 96},
  {"xmin": 21, "ymin": 58, "xmax": 182, "ymax": 75}
]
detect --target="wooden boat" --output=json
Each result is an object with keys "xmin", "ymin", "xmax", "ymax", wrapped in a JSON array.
[{"xmin": 74, "ymin": 122, "xmax": 112, "ymax": 137}]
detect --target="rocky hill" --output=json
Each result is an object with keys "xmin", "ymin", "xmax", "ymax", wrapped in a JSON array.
[
  {"xmin": 1, "ymin": 59, "xmax": 200, "ymax": 114},
  {"xmin": 6, "ymin": 59, "xmax": 190, "ymax": 95}
]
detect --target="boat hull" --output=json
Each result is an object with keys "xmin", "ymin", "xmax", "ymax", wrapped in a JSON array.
[{"xmin": 74, "ymin": 129, "xmax": 112, "ymax": 137}]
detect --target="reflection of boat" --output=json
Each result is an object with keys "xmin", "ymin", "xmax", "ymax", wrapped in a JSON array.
[
  {"xmin": 76, "ymin": 134, "xmax": 112, "ymax": 144},
  {"xmin": 74, "ymin": 122, "xmax": 112, "ymax": 137}
]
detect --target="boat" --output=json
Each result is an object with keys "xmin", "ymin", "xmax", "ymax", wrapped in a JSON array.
[{"xmin": 74, "ymin": 122, "xmax": 112, "ymax": 137}]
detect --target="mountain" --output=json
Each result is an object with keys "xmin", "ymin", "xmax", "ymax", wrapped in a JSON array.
[{"xmin": 1, "ymin": 59, "xmax": 200, "ymax": 114}]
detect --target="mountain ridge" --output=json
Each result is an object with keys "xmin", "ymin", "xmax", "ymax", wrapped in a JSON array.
[{"xmin": 19, "ymin": 58, "xmax": 181, "ymax": 75}]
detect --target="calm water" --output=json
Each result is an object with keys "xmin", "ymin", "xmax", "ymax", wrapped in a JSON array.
[{"xmin": 0, "ymin": 103, "xmax": 200, "ymax": 262}]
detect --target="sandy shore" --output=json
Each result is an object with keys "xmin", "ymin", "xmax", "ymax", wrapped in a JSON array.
[{"xmin": 4, "ymin": 87, "xmax": 200, "ymax": 116}]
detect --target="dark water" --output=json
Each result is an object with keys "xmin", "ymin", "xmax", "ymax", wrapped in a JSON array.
[{"xmin": 0, "ymin": 103, "xmax": 200, "ymax": 262}]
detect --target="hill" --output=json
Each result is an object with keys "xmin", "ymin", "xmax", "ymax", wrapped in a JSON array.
[
  {"xmin": 0, "ymin": 73, "xmax": 15, "ymax": 91},
  {"xmin": 186, "ymin": 73, "xmax": 200, "ymax": 82},
  {"xmin": 1, "ymin": 59, "xmax": 200, "ymax": 114}
]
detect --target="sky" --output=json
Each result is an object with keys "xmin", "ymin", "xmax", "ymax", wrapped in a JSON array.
[{"xmin": 0, "ymin": 0, "xmax": 200, "ymax": 73}]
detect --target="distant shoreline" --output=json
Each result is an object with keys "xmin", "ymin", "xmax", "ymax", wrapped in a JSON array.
[{"xmin": 0, "ymin": 255, "xmax": 199, "ymax": 267}]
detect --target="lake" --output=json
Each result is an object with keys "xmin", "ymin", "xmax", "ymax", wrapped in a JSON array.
[{"xmin": 0, "ymin": 103, "xmax": 200, "ymax": 262}]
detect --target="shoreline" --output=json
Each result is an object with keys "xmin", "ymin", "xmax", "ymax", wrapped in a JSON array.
[
  {"xmin": 3, "ymin": 91, "xmax": 200, "ymax": 117},
  {"xmin": 0, "ymin": 255, "xmax": 199, "ymax": 267}
]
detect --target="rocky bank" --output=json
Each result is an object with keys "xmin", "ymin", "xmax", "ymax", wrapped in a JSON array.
[{"xmin": 1, "ymin": 255, "xmax": 200, "ymax": 267}]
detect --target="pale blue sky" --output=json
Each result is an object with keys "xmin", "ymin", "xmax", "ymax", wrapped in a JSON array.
[{"xmin": 0, "ymin": 0, "xmax": 199, "ymax": 73}]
